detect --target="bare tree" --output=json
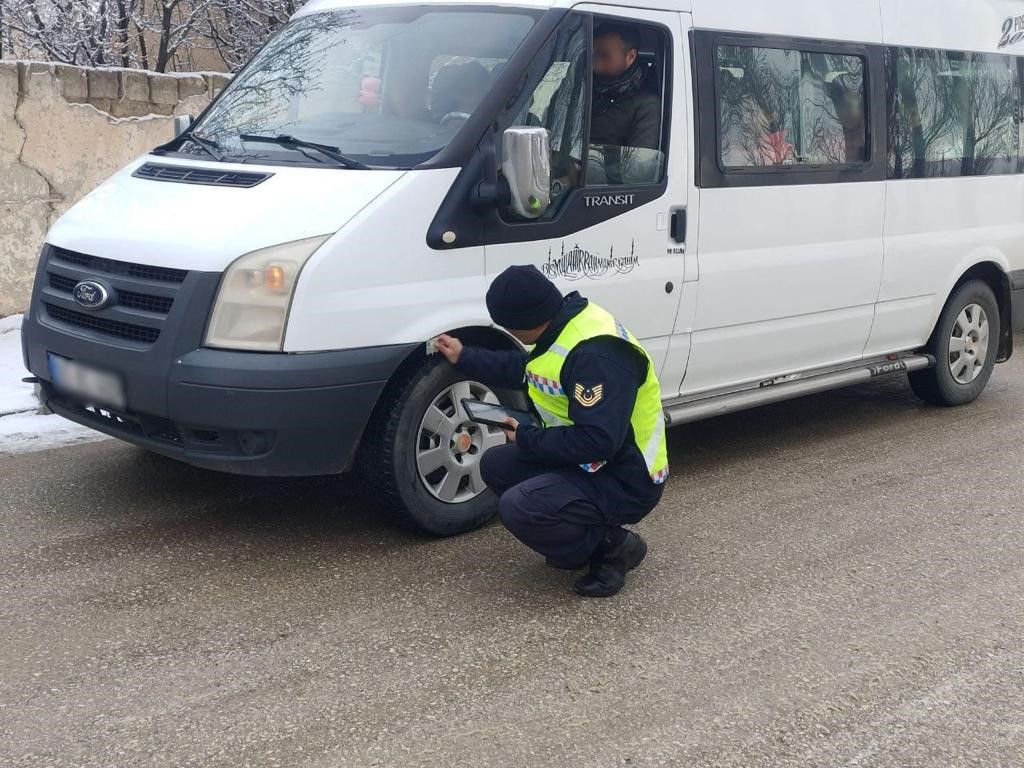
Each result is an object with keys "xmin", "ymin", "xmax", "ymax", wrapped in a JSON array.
[
  {"xmin": 3, "ymin": 0, "xmax": 308, "ymax": 72},
  {"xmin": 127, "ymin": 0, "xmax": 215, "ymax": 72},
  {"xmin": 889, "ymin": 48, "xmax": 964, "ymax": 177},
  {"xmin": 958, "ymin": 53, "xmax": 1016, "ymax": 176},
  {"xmin": 206, "ymin": 0, "xmax": 295, "ymax": 71},
  {"xmin": 4, "ymin": 0, "xmax": 115, "ymax": 65}
]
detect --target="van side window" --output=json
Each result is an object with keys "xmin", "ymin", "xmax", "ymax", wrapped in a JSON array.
[
  {"xmin": 587, "ymin": 20, "xmax": 670, "ymax": 187},
  {"xmin": 503, "ymin": 14, "xmax": 672, "ymax": 219},
  {"xmin": 886, "ymin": 49, "xmax": 1018, "ymax": 179},
  {"xmin": 716, "ymin": 45, "xmax": 868, "ymax": 169},
  {"xmin": 510, "ymin": 13, "xmax": 590, "ymax": 218}
]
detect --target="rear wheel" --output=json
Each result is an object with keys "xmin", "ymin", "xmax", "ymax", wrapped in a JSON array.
[
  {"xmin": 356, "ymin": 355, "xmax": 524, "ymax": 536},
  {"xmin": 909, "ymin": 279, "xmax": 1000, "ymax": 406}
]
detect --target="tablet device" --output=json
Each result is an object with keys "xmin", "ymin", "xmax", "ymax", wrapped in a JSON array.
[{"xmin": 461, "ymin": 399, "xmax": 539, "ymax": 429}]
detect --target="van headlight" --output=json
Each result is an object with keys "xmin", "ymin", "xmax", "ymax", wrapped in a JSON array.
[{"xmin": 205, "ymin": 235, "xmax": 329, "ymax": 351}]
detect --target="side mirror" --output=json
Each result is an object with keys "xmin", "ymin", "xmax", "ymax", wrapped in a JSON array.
[
  {"xmin": 172, "ymin": 114, "xmax": 194, "ymax": 138},
  {"xmin": 501, "ymin": 127, "xmax": 551, "ymax": 219}
]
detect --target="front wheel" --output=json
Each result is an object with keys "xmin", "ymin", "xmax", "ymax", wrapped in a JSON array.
[
  {"xmin": 909, "ymin": 279, "xmax": 1000, "ymax": 406},
  {"xmin": 355, "ymin": 356, "xmax": 523, "ymax": 536}
]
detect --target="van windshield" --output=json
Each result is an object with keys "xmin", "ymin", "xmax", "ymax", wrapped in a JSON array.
[{"xmin": 184, "ymin": 7, "xmax": 539, "ymax": 168}]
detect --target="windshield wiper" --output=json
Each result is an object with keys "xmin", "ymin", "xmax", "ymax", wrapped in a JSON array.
[
  {"xmin": 239, "ymin": 133, "xmax": 369, "ymax": 169},
  {"xmin": 182, "ymin": 131, "xmax": 225, "ymax": 162}
]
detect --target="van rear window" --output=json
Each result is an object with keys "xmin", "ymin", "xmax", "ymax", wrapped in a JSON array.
[{"xmin": 886, "ymin": 49, "xmax": 1018, "ymax": 179}]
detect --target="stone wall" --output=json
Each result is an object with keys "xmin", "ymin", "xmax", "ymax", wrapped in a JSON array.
[{"xmin": 0, "ymin": 61, "xmax": 231, "ymax": 316}]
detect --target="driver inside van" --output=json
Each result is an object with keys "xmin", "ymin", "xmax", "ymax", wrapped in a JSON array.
[
  {"xmin": 590, "ymin": 23, "xmax": 661, "ymax": 152},
  {"xmin": 553, "ymin": 23, "xmax": 662, "ymax": 189}
]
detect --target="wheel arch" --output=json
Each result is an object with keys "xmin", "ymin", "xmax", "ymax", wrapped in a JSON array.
[
  {"xmin": 951, "ymin": 262, "xmax": 1013, "ymax": 363},
  {"xmin": 389, "ymin": 325, "xmax": 524, "ymax": 382},
  {"xmin": 365, "ymin": 325, "xmax": 527, "ymax": 441}
]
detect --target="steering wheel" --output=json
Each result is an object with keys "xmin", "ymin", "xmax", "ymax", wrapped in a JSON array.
[{"xmin": 440, "ymin": 111, "xmax": 472, "ymax": 128}]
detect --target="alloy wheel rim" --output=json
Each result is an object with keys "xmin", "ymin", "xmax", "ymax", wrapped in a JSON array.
[
  {"xmin": 948, "ymin": 303, "xmax": 989, "ymax": 385},
  {"xmin": 415, "ymin": 380, "xmax": 506, "ymax": 504}
]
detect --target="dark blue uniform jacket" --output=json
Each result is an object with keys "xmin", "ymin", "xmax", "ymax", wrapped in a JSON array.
[{"xmin": 456, "ymin": 293, "xmax": 663, "ymax": 511}]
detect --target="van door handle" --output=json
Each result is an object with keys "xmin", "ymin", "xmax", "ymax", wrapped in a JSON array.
[{"xmin": 670, "ymin": 208, "xmax": 687, "ymax": 243}]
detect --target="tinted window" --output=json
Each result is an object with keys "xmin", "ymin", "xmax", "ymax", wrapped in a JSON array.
[
  {"xmin": 887, "ymin": 48, "xmax": 1018, "ymax": 178},
  {"xmin": 717, "ymin": 44, "xmax": 867, "ymax": 169}
]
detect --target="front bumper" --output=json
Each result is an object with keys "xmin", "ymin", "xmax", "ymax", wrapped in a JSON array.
[{"xmin": 22, "ymin": 245, "xmax": 416, "ymax": 476}]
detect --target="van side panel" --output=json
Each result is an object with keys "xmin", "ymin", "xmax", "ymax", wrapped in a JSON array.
[
  {"xmin": 690, "ymin": 0, "xmax": 882, "ymax": 44},
  {"xmin": 683, "ymin": 183, "xmax": 885, "ymax": 395},
  {"xmin": 866, "ymin": 175, "xmax": 1024, "ymax": 356},
  {"xmin": 284, "ymin": 168, "xmax": 493, "ymax": 352},
  {"xmin": 881, "ymin": 0, "xmax": 1024, "ymax": 55}
]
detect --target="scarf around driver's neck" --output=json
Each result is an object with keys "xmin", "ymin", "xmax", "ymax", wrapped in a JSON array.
[{"xmin": 592, "ymin": 61, "xmax": 645, "ymax": 113}]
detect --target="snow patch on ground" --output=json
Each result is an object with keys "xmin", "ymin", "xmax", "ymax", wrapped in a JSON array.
[
  {"xmin": 0, "ymin": 410, "xmax": 109, "ymax": 454},
  {"xmin": 0, "ymin": 314, "xmax": 109, "ymax": 454}
]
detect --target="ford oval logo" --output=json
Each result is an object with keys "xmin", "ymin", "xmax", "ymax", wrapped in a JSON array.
[{"xmin": 72, "ymin": 280, "xmax": 110, "ymax": 309}]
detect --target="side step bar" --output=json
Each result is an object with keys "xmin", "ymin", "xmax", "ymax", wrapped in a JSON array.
[{"xmin": 663, "ymin": 354, "xmax": 935, "ymax": 427}]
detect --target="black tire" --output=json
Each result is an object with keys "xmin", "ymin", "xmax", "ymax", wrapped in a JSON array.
[
  {"xmin": 908, "ymin": 279, "xmax": 1000, "ymax": 407},
  {"xmin": 355, "ymin": 354, "xmax": 527, "ymax": 537}
]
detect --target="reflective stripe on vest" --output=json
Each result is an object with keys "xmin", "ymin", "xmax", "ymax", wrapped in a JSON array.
[
  {"xmin": 525, "ymin": 302, "xmax": 669, "ymax": 484},
  {"xmin": 531, "ymin": 399, "xmax": 571, "ymax": 428}
]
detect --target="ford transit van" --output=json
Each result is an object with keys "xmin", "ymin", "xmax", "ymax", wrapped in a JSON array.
[{"xmin": 22, "ymin": 0, "xmax": 1024, "ymax": 535}]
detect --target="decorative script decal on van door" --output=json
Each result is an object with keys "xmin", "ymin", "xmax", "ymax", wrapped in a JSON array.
[
  {"xmin": 540, "ymin": 241, "xmax": 638, "ymax": 281},
  {"xmin": 1000, "ymin": 15, "xmax": 1024, "ymax": 48}
]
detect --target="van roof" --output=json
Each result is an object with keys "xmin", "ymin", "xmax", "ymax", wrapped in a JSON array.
[{"xmin": 297, "ymin": 0, "xmax": 1024, "ymax": 56}]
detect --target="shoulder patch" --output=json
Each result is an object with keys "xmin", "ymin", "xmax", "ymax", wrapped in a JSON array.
[{"xmin": 574, "ymin": 382, "xmax": 604, "ymax": 407}]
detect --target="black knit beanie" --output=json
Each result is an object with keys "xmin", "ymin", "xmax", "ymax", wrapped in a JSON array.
[{"xmin": 486, "ymin": 265, "xmax": 565, "ymax": 330}]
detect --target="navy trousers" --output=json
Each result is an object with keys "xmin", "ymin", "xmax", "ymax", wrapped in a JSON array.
[{"xmin": 480, "ymin": 444, "xmax": 661, "ymax": 565}]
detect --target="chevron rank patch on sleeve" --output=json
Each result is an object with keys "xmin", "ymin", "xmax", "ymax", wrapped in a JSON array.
[{"xmin": 574, "ymin": 382, "xmax": 605, "ymax": 407}]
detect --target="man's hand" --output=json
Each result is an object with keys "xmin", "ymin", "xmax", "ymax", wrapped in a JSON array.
[
  {"xmin": 434, "ymin": 334, "xmax": 463, "ymax": 365},
  {"xmin": 501, "ymin": 417, "xmax": 519, "ymax": 443}
]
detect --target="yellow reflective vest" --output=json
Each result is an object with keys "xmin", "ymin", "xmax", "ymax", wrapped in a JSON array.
[{"xmin": 525, "ymin": 302, "xmax": 669, "ymax": 484}]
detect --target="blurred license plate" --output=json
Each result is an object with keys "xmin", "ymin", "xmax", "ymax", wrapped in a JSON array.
[{"xmin": 47, "ymin": 353, "xmax": 126, "ymax": 410}]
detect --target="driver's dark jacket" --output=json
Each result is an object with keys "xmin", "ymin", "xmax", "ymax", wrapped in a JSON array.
[
  {"xmin": 455, "ymin": 293, "xmax": 663, "ymax": 511},
  {"xmin": 590, "ymin": 89, "xmax": 661, "ymax": 150}
]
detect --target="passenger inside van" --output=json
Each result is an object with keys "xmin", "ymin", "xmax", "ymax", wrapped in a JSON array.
[
  {"xmin": 382, "ymin": 71, "xmax": 429, "ymax": 121},
  {"xmin": 825, "ymin": 74, "xmax": 868, "ymax": 162},
  {"xmin": 760, "ymin": 112, "xmax": 795, "ymax": 165},
  {"xmin": 718, "ymin": 51, "xmax": 868, "ymax": 167},
  {"xmin": 431, "ymin": 61, "xmax": 491, "ymax": 126}
]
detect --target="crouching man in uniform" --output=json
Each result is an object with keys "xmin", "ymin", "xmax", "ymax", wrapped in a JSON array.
[{"xmin": 435, "ymin": 265, "xmax": 669, "ymax": 597}]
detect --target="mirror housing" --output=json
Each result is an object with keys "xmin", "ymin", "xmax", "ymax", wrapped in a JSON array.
[
  {"xmin": 172, "ymin": 113, "xmax": 193, "ymax": 138},
  {"xmin": 501, "ymin": 126, "xmax": 551, "ymax": 219}
]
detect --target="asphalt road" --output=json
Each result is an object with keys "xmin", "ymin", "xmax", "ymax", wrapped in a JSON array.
[{"xmin": 2, "ymin": 352, "xmax": 1023, "ymax": 768}]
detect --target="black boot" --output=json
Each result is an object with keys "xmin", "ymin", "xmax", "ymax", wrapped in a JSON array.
[{"xmin": 573, "ymin": 530, "xmax": 647, "ymax": 598}]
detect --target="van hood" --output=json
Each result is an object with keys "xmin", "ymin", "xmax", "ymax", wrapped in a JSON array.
[{"xmin": 46, "ymin": 155, "xmax": 406, "ymax": 272}]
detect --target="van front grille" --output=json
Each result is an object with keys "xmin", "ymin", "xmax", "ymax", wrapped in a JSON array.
[
  {"xmin": 118, "ymin": 291, "xmax": 174, "ymax": 314},
  {"xmin": 44, "ymin": 303, "xmax": 161, "ymax": 344},
  {"xmin": 52, "ymin": 247, "xmax": 187, "ymax": 284},
  {"xmin": 40, "ymin": 247, "xmax": 189, "ymax": 345},
  {"xmin": 47, "ymin": 273, "xmax": 174, "ymax": 315}
]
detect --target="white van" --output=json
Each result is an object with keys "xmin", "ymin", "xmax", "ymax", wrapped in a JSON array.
[{"xmin": 22, "ymin": 0, "xmax": 1024, "ymax": 535}]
